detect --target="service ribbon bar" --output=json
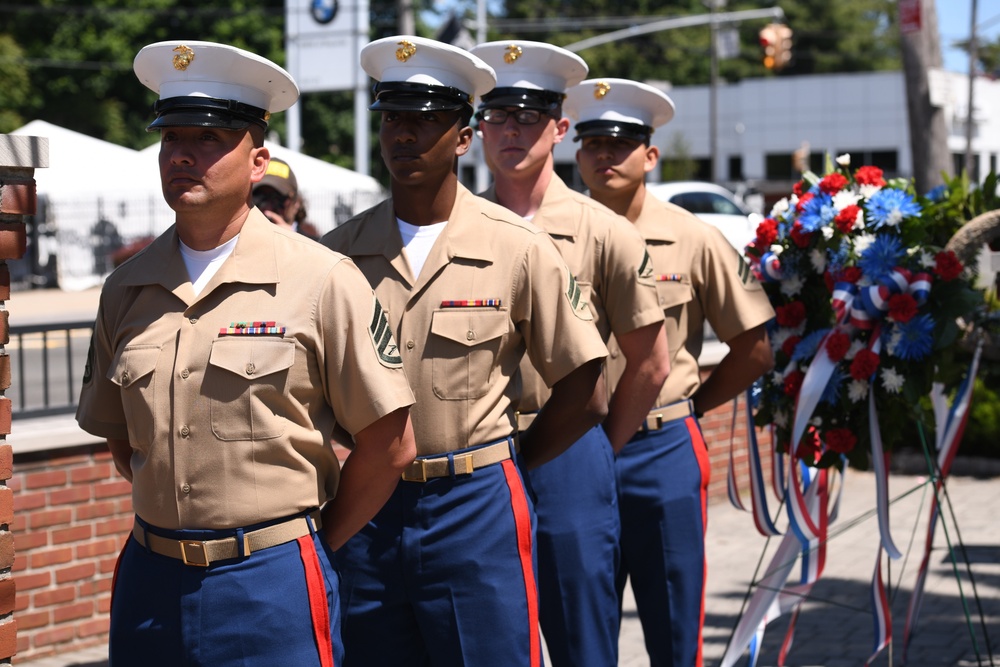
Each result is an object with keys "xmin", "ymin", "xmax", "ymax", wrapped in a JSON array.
[
  {"xmin": 655, "ymin": 274, "xmax": 684, "ymax": 282},
  {"xmin": 439, "ymin": 299, "xmax": 502, "ymax": 308},
  {"xmin": 219, "ymin": 321, "xmax": 287, "ymax": 335}
]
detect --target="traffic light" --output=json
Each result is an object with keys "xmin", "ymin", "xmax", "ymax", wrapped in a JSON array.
[{"xmin": 759, "ymin": 23, "xmax": 793, "ymax": 70}]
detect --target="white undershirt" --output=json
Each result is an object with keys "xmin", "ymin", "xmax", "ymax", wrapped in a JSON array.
[
  {"xmin": 397, "ymin": 219, "xmax": 447, "ymax": 278},
  {"xmin": 179, "ymin": 235, "xmax": 239, "ymax": 297}
]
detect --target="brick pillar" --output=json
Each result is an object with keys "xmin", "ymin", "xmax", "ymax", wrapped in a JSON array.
[{"xmin": 0, "ymin": 133, "xmax": 50, "ymax": 662}]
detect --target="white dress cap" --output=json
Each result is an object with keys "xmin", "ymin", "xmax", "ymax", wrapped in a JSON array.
[
  {"xmin": 470, "ymin": 41, "xmax": 588, "ymax": 93},
  {"xmin": 133, "ymin": 40, "xmax": 299, "ymax": 130},
  {"xmin": 361, "ymin": 35, "xmax": 496, "ymax": 109},
  {"xmin": 564, "ymin": 78, "xmax": 675, "ymax": 128}
]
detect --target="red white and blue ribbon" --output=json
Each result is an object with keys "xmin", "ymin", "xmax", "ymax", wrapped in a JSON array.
[
  {"xmin": 865, "ymin": 548, "xmax": 892, "ymax": 665},
  {"xmin": 728, "ymin": 390, "xmax": 783, "ymax": 536},
  {"xmin": 727, "ymin": 396, "xmax": 748, "ymax": 511},
  {"xmin": 760, "ymin": 251, "xmax": 784, "ymax": 282}
]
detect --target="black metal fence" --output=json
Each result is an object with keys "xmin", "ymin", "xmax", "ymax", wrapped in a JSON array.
[{"xmin": 8, "ymin": 320, "xmax": 94, "ymax": 419}]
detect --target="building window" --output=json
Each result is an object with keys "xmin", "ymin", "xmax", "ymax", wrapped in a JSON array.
[
  {"xmin": 765, "ymin": 152, "xmax": 822, "ymax": 180},
  {"xmin": 728, "ymin": 155, "xmax": 743, "ymax": 181},
  {"xmin": 841, "ymin": 149, "xmax": 899, "ymax": 177}
]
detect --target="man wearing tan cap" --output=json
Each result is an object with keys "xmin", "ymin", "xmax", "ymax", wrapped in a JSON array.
[
  {"xmin": 323, "ymin": 35, "xmax": 609, "ymax": 667},
  {"xmin": 76, "ymin": 40, "xmax": 417, "ymax": 667},
  {"xmin": 566, "ymin": 77, "xmax": 774, "ymax": 667},
  {"xmin": 471, "ymin": 41, "xmax": 670, "ymax": 667}
]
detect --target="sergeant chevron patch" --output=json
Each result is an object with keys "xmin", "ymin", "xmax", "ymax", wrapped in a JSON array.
[{"xmin": 370, "ymin": 296, "xmax": 403, "ymax": 368}]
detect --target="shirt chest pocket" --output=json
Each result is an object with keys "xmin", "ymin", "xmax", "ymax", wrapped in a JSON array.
[
  {"xmin": 207, "ymin": 338, "xmax": 296, "ymax": 441},
  {"xmin": 655, "ymin": 277, "xmax": 694, "ymax": 314},
  {"xmin": 429, "ymin": 309, "xmax": 509, "ymax": 400},
  {"xmin": 110, "ymin": 345, "xmax": 161, "ymax": 450}
]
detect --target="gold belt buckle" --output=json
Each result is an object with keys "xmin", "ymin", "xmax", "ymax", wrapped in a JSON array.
[
  {"xmin": 402, "ymin": 459, "xmax": 429, "ymax": 482},
  {"xmin": 453, "ymin": 453, "xmax": 474, "ymax": 475},
  {"xmin": 179, "ymin": 540, "xmax": 210, "ymax": 567}
]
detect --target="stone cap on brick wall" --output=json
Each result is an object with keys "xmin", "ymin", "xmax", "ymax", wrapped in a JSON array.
[{"xmin": 0, "ymin": 135, "xmax": 49, "ymax": 170}]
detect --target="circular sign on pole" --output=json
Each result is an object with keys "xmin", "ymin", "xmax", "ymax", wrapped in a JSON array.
[{"xmin": 311, "ymin": 0, "xmax": 339, "ymax": 25}]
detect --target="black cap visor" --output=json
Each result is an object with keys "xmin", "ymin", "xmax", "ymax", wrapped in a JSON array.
[
  {"xmin": 147, "ymin": 96, "xmax": 269, "ymax": 132},
  {"xmin": 371, "ymin": 81, "xmax": 471, "ymax": 113},
  {"xmin": 573, "ymin": 119, "xmax": 653, "ymax": 144},
  {"xmin": 479, "ymin": 87, "xmax": 563, "ymax": 113}
]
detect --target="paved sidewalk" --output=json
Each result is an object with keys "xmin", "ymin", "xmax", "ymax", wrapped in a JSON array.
[{"xmin": 14, "ymin": 469, "xmax": 998, "ymax": 666}]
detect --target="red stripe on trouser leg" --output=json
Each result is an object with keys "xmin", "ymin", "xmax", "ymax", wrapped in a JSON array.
[
  {"xmin": 109, "ymin": 535, "xmax": 131, "ymax": 615},
  {"xmin": 297, "ymin": 535, "xmax": 335, "ymax": 667},
  {"xmin": 501, "ymin": 459, "xmax": 541, "ymax": 667},
  {"xmin": 686, "ymin": 416, "xmax": 710, "ymax": 667}
]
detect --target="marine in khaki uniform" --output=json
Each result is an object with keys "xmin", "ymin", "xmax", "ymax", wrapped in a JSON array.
[
  {"xmin": 76, "ymin": 40, "xmax": 417, "ymax": 667},
  {"xmin": 566, "ymin": 78, "xmax": 775, "ymax": 667},
  {"xmin": 322, "ymin": 36, "xmax": 609, "ymax": 667},
  {"xmin": 471, "ymin": 41, "xmax": 670, "ymax": 667}
]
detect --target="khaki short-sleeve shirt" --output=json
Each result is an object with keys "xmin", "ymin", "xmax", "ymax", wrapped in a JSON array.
[
  {"xmin": 323, "ymin": 184, "xmax": 608, "ymax": 455},
  {"xmin": 607, "ymin": 191, "xmax": 774, "ymax": 406},
  {"xmin": 76, "ymin": 210, "xmax": 415, "ymax": 530},
  {"xmin": 482, "ymin": 175, "xmax": 663, "ymax": 412}
]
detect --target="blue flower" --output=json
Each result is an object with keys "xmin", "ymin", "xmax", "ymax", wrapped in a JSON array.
[
  {"xmin": 821, "ymin": 368, "xmax": 846, "ymax": 405},
  {"xmin": 890, "ymin": 314, "xmax": 936, "ymax": 361},
  {"xmin": 925, "ymin": 184, "xmax": 947, "ymax": 202},
  {"xmin": 792, "ymin": 328, "xmax": 832, "ymax": 362},
  {"xmin": 865, "ymin": 188, "xmax": 922, "ymax": 229},
  {"xmin": 826, "ymin": 240, "xmax": 850, "ymax": 274},
  {"xmin": 798, "ymin": 193, "xmax": 837, "ymax": 232},
  {"xmin": 858, "ymin": 234, "xmax": 905, "ymax": 283}
]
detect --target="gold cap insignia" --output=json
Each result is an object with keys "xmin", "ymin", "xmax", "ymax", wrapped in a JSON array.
[
  {"xmin": 503, "ymin": 44, "xmax": 523, "ymax": 64},
  {"xmin": 172, "ymin": 45, "xmax": 195, "ymax": 71},
  {"xmin": 594, "ymin": 81, "xmax": 611, "ymax": 99},
  {"xmin": 396, "ymin": 40, "xmax": 417, "ymax": 62}
]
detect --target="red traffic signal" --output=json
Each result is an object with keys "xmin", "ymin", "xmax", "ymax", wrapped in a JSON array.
[{"xmin": 759, "ymin": 23, "xmax": 793, "ymax": 70}]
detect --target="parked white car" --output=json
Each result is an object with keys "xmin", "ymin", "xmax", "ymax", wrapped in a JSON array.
[{"xmin": 646, "ymin": 181, "xmax": 762, "ymax": 252}]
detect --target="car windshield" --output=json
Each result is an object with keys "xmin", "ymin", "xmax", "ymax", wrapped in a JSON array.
[{"xmin": 668, "ymin": 191, "xmax": 748, "ymax": 216}]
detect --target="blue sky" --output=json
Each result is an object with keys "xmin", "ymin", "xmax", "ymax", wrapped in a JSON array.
[{"xmin": 936, "ymin": 0, "xmax": 1000, "ymax": 72}]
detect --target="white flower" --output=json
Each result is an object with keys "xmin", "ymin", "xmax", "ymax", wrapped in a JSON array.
[
  {"xmin": 884, "ymin": 209, "xmax": 904, "ymax": 228},
  {"xmin": 880, "ymin": 367, "xmax": 905, "ymax": 394},
  {"xmin": 771, "ymin": 198, "xmax": 790, "ymax": 217},
  {"xmin": 853, "ymin": 233, "xmax": 876, "ymax": 254},
  {"xmin": 836, "ymin": 153, "xmax": 851, "ymax": 167},
  {"xmin": 771, "ymin": 370, "xmax": 784, "ymax": 386},
  {"xmin": 780, "ymin": 274, "xmax": 805, "ymax": 297},
  {"xmin": 770, "ymin": 327, "xmax": 793, "ymax": 350},
  {"xmin": 770, "ymin": 244, "xmax": 784, "ymax": 256},
  {"xmin": 809, "ymin": 248, "xmax": 827, "ymax": 273},
  {"xmin": 919, "ymin": 250, "xmax": 936, "ymax": 269},
  {"xmin": 859, "ymin": 184, "xmax": 882, "ymax": 199},
  {"xmin": 846, "ymin": 339, "xmax": 866, "ymax": 360},
  {"xmin": 773, "ymin": 409, "xmax": 788, "ymax": 429},
  {"xmin": 886, "ymin": 330, "xmax": 902, "ymax": 354},
  {"xmin": 832, "ymin": 190, "xmax": 861, "ymax": 209},
  {"xmin": 848, "ymin": 379, "xmax": 869, "ymax": 402},
  {"xmin": 821, "ymin": 225, "xmax": 835, "ymax": 240},
  {"xmin": 809, "ymin": 416, "xmax": 823, "ymax": 427}
]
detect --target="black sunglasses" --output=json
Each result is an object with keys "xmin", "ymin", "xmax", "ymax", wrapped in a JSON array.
[{"xmin": 477, "ymin": 108, "xmax": 552, "ymax": 126}]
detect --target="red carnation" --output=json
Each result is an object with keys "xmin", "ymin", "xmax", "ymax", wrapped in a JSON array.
[
  {"xmin": 824, "ymin": 270, "xmax": 835, "ymax": 293},
  {"xmin": 781, "ymin": 335, "xmax": 802, "ymax": 358},
  {"xmin": 783, "ymin": 369, "xmax": 804, "ymax": 397},
  {"xmin": 790, "ymin": 221, "xmax": 813, "ymax": 248},
  {"xmin": 825, "ymin": 330, "xmax": 851, "ymax": 361},
  {"xmin": 776, "ymin": 301, "xmax": 807, "ymax": 327},
  {"xmin": 834, "ymin": 204, "xmax": 862, "ymax": 234},
  {"xmin": 797, "ymin": 429, "xmax": 822, "ymax": 463},
  {"xmin": 888, "ymin": 293, "xmax": 918, "ymax": 323},
  {"xmin": 837, "ymin": 266, "xmax": 863, "ymax": 284},
  {"xmin": 819, "ymin": 173, "xmax": 848, "ymax": 195},
  {"xmin": 849, "ymin": 348, "xmax": 880, "ymax": 380},
  {"xmin": 793, "ymin": 181, "xmax": 806, "ymax": 196},
  {"xmin": 756, "ymin": 218, "xmax": 779, "ymax": 247},
  {"xmin": 795, "ymin": 192, "xmax": 815, "ymax": 214},
  {"xmin": 934, "ymin": 250, "xmax": 963, "ymax": 281},
  {"xmin": 854, "ymin": 166, "xmax": 886, "ymax": 187},
  {"xmin": 825, "ymin": 428, "xmax": 857, "ymax": 454}
]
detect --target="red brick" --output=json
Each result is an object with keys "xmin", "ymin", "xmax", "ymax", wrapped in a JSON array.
[
  {"xmin": 98, "ymin": 557, "xmax": 118, "ymax": 575},
  {"xmin": 13, "ymin": 530, "xmax": 47, "ymax": 551},
  {"xmin": 70, "ymin": 463, "xmax": 112, "ymax": 484},
  {"xmin": 94, "ymin": 480, "xmax": 131, "ymax": 500},
  {"xmin": 13, "ymin": 571, "xmax": 49, "ymax": 591},
  {"xmin": 0, "ymin": 532, "xmax": 13, "ymax": 568},
  {"xmin": 0, "ymin": 183, "xmax": 36, "ymax": 216},
  {"xmin": 116, "ymin": 497, "xmax": 134, "ymax": 513},
  {"xmin": 14, "ymin": 610, "xmax": 49, "ymax": 630},
  {"xmin": 94, "ymin": 517, "xmax": 131, "ymax": 537},
  {"xmin": 0, "ymin": 265, "xmax": 8, "ymax": 302},
  {"xmin": 53, "ymin": 600, "xmax": 93, "ymax": 623},
  {"xmin": 0, "ymin": 354, "xmax": 9, "ymax": 391},
  {"xmin": 33, "ymin": 624, "xmax": 75, "ymax": 647},
  {"xmin": 75, "ymin": 500, "xmax": 117, "ymax": 521},
  {"xmin": 51, "ymin": 525, "xmax": 92, "ymax": 545},
  {"xmin": 75, "ymin": 537, "xmax": 119, "ymax": 559},
  {"xmin": 0, "ymin": 578, "xmax": 14, "ymax": 615},
  {"xmin": 0, "ymin": 486, "xmax": 11, "ymax": 524},
  {"xmin": 29, "ymin": 547, "xmax": 72, "ymax": 568},
  {"xmin": 54, "ymin": 562, "xmax": 96, "ymax": 584},
  {"xmin": 96, "ymin": 594, "xmax": 112, "ymax": 614},
  {"xmin": 12, "ymin": 489, "xmax": 46, "ymax": 512},
  {"xmin": 14, "ymin": 591, "xmax": 29, "ymax": 612},
  {"xmin": 0, "ymin": 618, "xmax": 15, "ymax": 658},
  {"xmin": 15, "ymin": 632, "xmax": 29, "ymax": 654},
  {"xmin": 32, "ymin": 585, "xmax": 75, "ymax": 608},
  {"xmin": 11, "ymin": 554, "xmax": 25, "ymax": 572},
  {"xmin": 78, "ymin": 577, "xmax": 112, "ymax": 597},
  {"xmin": 49, "ymin": 486, "xmax": 91, "ymax": 505},
  {"xmin": 0, "ymin": 396, "xmax": 9, "ymax": 435},
  {"xmin": 77, "ymin": 617, "xmax": 110, "ymax": 638},
  {"xmin": 9, "ymin": 513, "xmax": 26, "ymax": 532},
  {"xmin": 0, "ymin": 445, "xmax": 10, "ymax": 480},
  {"xmin": 23, "ymin": 470, "xmax": 67, "ymax": 490},
  {"xmin": 93, "ymin": 449, "xmax": 114, "ymax": 462},
  {"xmin": 29, "ymin": 508, "xmax": 71, "ymax": 529}
]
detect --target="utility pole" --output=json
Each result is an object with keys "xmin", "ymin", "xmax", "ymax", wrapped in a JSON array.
[
  {"xmin": 964, "ymin": 0, "xmax": 980, "ymax": 178},
  {"xmin": 898, "ymin": 0, "xmax": 952, "ymax": 193},
  {"xmin": 706, "ymin": 0, "xmax": 723, "ymax": 184},
  {"xmin": 398, "ymin": 0, "xmax": 415, "ymax": 34}
]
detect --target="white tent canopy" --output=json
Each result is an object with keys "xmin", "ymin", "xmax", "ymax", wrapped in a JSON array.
[{"xmin": 10, "ymin": 120, "xmax": 385, "ymax": 289}]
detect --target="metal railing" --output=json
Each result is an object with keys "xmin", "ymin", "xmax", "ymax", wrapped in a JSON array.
[{"xmin": 7, "ymin": 320, "xmax": 95, "ymax": 419}]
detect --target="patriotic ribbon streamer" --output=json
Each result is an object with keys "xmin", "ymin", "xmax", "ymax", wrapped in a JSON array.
[
  {"xmin": 731, "ymin": 389, "xmax": 782, "ymax": 536},
  {"xmin": 727, "ymin": 397, "xmax": 748, "ymax": 512},
  {"xmin": 865, "ymin": 548, "xmax": 892, "ymax": 665},
  {"xmin": 771, "ymin": 425, "xmax": 786, "ymax": 500},
  {"xmin": 831, "ymin": 281, "xmax": 858, "ymax": 323},
  {"xmin": 867, "ymin": 334, "xmax": 902, "ymax": 560},
  {"xmin": 902, "ymin": 341, "xmax": 983, "ymax": 664},
  {"xmin": 851, "ymin": 267, "xmax": 934, "ymax": 330},
  {"xmin": 760, "ymin": 251, "xmax": 784, "ymax": 282}
]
